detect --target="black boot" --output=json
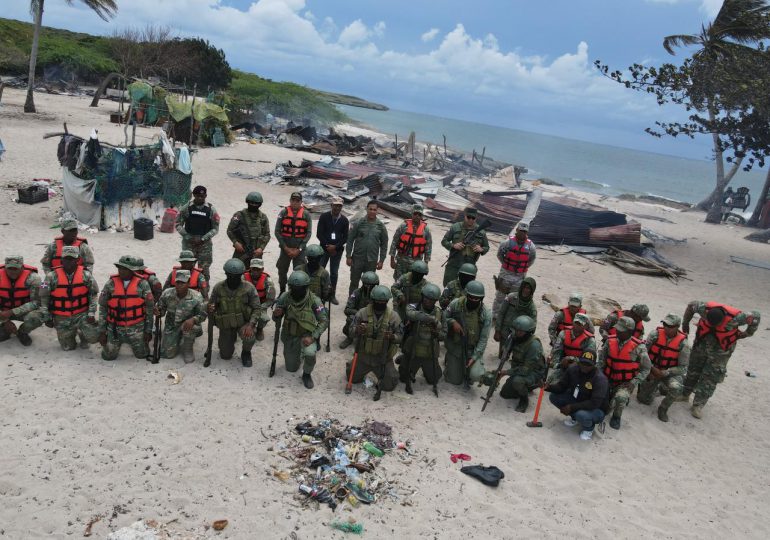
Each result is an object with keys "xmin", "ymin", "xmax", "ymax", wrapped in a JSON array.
[
  {"xmin": 405, "ymin": 379, "xmax": 413, "ymax": 395},
  {"xmin": 17, "ymin": 331, "xmax": 32, "ymax": 346},
  {"xmin": 302, "ymin": 373, "xmax": 314, "ymax": 389},
  {"xmin": 241, "ymin": 350, "xmax": 252, "ymax": 367},
  {"xmin": 373, "ymin": 385, "xmax": 382, "ymax": 401},
  {"xmin": 515, "ymin": 396, "xmax": 529, "ymax": 413},
  {"xmin": 609, "ymin": 415, "xmax": 621, "ymax": 430}
]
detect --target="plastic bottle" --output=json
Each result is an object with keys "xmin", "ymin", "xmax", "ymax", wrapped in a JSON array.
[{"xmin": 362, "ymin": 442, "xmax": 384, "ymax": 457}]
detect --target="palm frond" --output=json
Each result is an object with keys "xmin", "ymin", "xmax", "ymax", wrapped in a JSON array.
[
  {"xmin": 64, "ymin": 0, "xmax": 118, "ymax": 21},
  {"xmin": 663, "ymin": 34, "xmax": 702, "ymax": 55}
]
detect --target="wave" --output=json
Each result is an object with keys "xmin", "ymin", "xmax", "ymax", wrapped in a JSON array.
[{"xmin": 567, "ymin": 178, "xmax": 611, "ymax": 189}]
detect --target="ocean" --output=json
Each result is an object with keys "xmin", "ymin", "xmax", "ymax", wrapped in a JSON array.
[{"xmin": 336, "ymin": 105, "xmax": 766, "ymax": 205}]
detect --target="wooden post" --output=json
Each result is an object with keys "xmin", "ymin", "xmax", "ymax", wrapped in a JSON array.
[
  {"xmin": 394, "ymin": 133, "xmax": 398, "ymax": 158},
  {"xmin": 443, "ymin": 134, "xmax": 447, "ymax": 158},
  {"xmin": 479, "ymin": 146, "xmax": 486, "ymax": 167},
  {"xmin": 189, "ymin": 83, "xmax": 197, "ymax": 146}
]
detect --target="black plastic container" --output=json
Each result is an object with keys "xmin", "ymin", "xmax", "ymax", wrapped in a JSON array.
[{"xmin": 133, "ymin": 218, "xmax": 154, "ymax": 241}]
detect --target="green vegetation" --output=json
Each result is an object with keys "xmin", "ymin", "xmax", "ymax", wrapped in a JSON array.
[{"xmin": 314, "ymin": 89, "xmax": 388, "ymax": 111}]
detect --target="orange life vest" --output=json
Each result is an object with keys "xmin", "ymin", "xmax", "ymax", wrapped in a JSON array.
[
  {"xmin": 648, "ymin": 327, "xmax": 686, "ymax": 369},
  {"xmin": 501, "ymin": 238, "xmax": 533, "ymax": 273},
  {"xmin": 557, "ymin": 306, "xmax": 587, "ymax": 334},
  {"xmin": 563, "ymin": 328, "xmax": 591, "ymax": 358},
  {"xmin": 607, "ymin": 310, "xmax": 644, "ymax": 339},
  {"xmin": 244, "ymin": 271, "xmax": 270, "ymax": 304},
  {"xmin": 696, "ymin": 302, "xmax": 742, "ymax": 351},
  {"xmin": 279, "ymin": 206, "xmax": 309, "ymax": 239},
  {"xmin": 106, "ymin": 275, "xmax": 146, "ymax": 327},
  {"xmin": 170, "ymin": 266, "xmax": 203, "ymax": 291},
  {"xmin": 50, "ymin": 266, "xmax": 90, "ymax": 316},
  {"xmin": 396, "ymin": 220, "xmax": 427, "ymax": 258},
  {"xmin": 50, "ymin": 236, "xmax": 87, "ymax": 268},
  {"xmin": 0, "ymin": 264, "xmax": 37, "ymax": 309},
  {"xmin": 604, "ymin": 335, "xmax": 642, "ymax": 385}
]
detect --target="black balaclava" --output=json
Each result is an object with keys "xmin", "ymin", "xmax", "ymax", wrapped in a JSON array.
[
  {"xmin": 225, "ymin": 273, "xmax": 241, "ymax": 290},
  {"xmin": 466, "ymin": 296, "xmax": 482, "ymax": 311},
  {"xmin": 247, "ymin": 203, "xmax": 261, "ymax": 214},
  {"xmin": 291, "ymin": 285, "xmax": 308, "ymax": 302},
  {"xmin": 459, "ymin": 273, "xmax": 473, "ymax": 288},
  {"xmin": 411, "ymin": 272, "xmax": 424, "ymax": 285},
  {"xmin": 307, "ymin": 257, "xmax": 321, "ymax": 273},
  {"xmin": 372, "ymin": 301, "xmax": 388, "ymax": 315}
]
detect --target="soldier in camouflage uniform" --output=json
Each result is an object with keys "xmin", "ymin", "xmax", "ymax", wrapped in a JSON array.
[
  {"xmin": 0, "ymin": 255, "xmax": 44, "ymax": 346},
  {"xmin": 492, "ymin": 222, "xmax": 535, "ymax": 320},
  {"xmin": 548, "ymin": 313, "xmax": 596, "ymax": 384},
  {"xmin": 243, "ymin": 258, "xmax": 276, "ymax": 341},
  {"xmin": 227, "ymin": 191, "xmax": 271, "ymax": 267},
  {"xmin": 340, "ymin": 271, "xmax": 378, "ymax": 349},
  {"xmin": 156, "ymin": 270, "xmax": 207, "ymax": 363},
  {"xmin": 275, "ymin": 192, "xmax": 312, "ymax": 294},
  {"xmin": 391, "ymin": 260, "xmax": 429, "ymax": 322},
  {"xmin": 163, "ymin": 250, "xmax": 209, "ymax": 300},
  {"xmin": 346, "ymin": 199, "xmax": 389, "ymax": 295},
  {"xmin": 443, "ymin": 280, "xmax": 491, "ymax": 386},
  {"xmin": 494, "ymin": 276, "xmax": 537, "ymax": 356},
  {"xmin": 175, "ymin": 185, "xmax": 220, "ymax": 280},
  {"xmin": 441, "ymin": 207, "xmax": 489, "ymax": 286},
  {"xmin": 681, "ymin": 300, "xmax": 760, "ymax": 419},
  {"xmin": 39, "ymin": 246, "xmax": 99, "ymax": 350},
  {"xmin": 599, "ymin": 304, "xmax": 650, "ymax": 340},
  {"xmin": 135, "ymin": 258, "xmax": 164, "ymax": 301},
  {"xmin": 40, "ymin": 218, "xmax": 95, "ymax": 273},
  {"xmin": 98, "ymin": 256, "xmax": 155, "ymax": 361},
  {"xmin": 399, "ymin": 283, "xmax": 445, "ymax": 394},
  {"xmin": 296, "ymin": 244, "xmax": 331, "ymax": 302},
  {"xmin": 389, "ymin": 204, "xmax": 432, "ymax": 280},
  {"xmin": 547, "ymin": 293, "xmax": 594, "ymax": 346},
  {"xmin": 439, "ymin": 263, "xmax": 476, "ymax": 310}
]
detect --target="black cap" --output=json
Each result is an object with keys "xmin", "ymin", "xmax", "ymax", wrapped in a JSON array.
[
  {"xmin": 290, "ymin": 191, "xmax": 302, "ymax": 200},
  {"xmin": 464, "ymin": 207, "xmax": 478, "ymax": 216},
  {"xmin": 192, "ymin": 185, "xmax": 207, "ymax": 195}
]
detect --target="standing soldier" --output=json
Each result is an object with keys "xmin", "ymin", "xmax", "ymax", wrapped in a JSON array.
[
  {"xmin": 135, "ymin": 258, "xmax": 164, "ymax": 301},
  {"xmin": 275, "ymin": 192, "xmax": 312, "ymax": 294},
  {"xmin": 41, "ymin": 218, "xmax": 94, "ymax": 273},
  {"xmin": 340, "ymin": 271, "xmax": 378, "ymax": 349},
  {"xmin": 600, "ymin": 304, "xmax": 649, "ymax": 340},
  {"xmin": 0, "ymin": 255, "xmax": 43, "ymax": 346},
  {"xmin": 345, "ymin": 199, "xmax": 388, "ymax": 295},
  {"xmin": 273, "ymin": 271, "xmax": 328, "ymax": 389},
  {"xmin": 391, "ymin": 260, "xmax": 429, "ymax": 322},
  {"xmin": 227, "ymin": 191, "xmax": 271, "ymax": 267},
  {"xmin": 443, "ymin": 280, "xmax": 491, "ymax": 386},
  {"xmin": 389, "ymin": 204, "xmax": 432, "ymax": 280},
  {"xmin": 98, "ymin": 256, "xmax": 154, "ymax": 361},
  {"xmin": 399, "ymin": 283, "xmax": 444, "ymax": 394},
  {"xmin": 547, "ymin": 293, "xmax": 595, "ymax": 345},
  {"xmin": 637, "ymin": 314, "xmax": 690, "ymax": 422},
  {"xmin": 680, "ymin": 301, "xmax": 760, "ymax": 419},
  {"xmin": 176, "ymin": 185, "xmax": 220, "ymax": 280},
  {"xmin": 156, "ymin": 270, "xmax": 207, "ymax": 363},
  {"xmin": 439, "ymin": 262, "xmax": 476, "ymax": 310},
  {"xmin": 39, "ymin": 246, "xmax": 99, "ymax": 350},
  {"xmin": 207, "ymin": 258, "xmax": 260, "ymax": 367},
  {"xmin": 441, "ymin": 207, "xmax": 489, "ymax": 286},
  {"xmin": 597, "ymin": 316, "xmax": 651, "ymax": 429},
  {"xmin": 164, "ymin": 250, "xmax": 209, "ymax": 300},
  {"xmin": 494, "ymin": 277, "xmax": 537, "ymax": 354},
  {"xmin": 316, "ymin": 196, "xmax": 349, "ymax": 305},
  {"xmin": 243, "ymin": 258, "xmax": 275, "ymax": 341},
  {"xmin": 296, "ymin": 244, "xmax": 331, "ymax": 303},
  {"xmin": 548, "ymin": 313, "xmax": 596, "ymax": 384},
  {"xmin": 493, "ymin": 222, "xmax": 535, "ymax": 319},
  {"xmin": 347, "ymin": 285, "xmax": 402, "ymax": 401}
]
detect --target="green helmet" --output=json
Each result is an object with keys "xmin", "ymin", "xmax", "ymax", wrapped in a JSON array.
[
  {"xmin": 421, "ymin": 283, "xmax": 441, "ymax": 301},
  {"xmin": 361, "ymin": 271, "xmax": 379, "ymax": 286},
  {"xmin": 288, "ymin": 270, "xmax": 311, "ymax": 287},
  {"xmin": 458, "ymin": 263, "xmax": 477, "ymax": 277},
  {"xmin": 410, "ymin": 260, "xmax": 429, "ymax": 275},
  {"xmin": 464, "ymin": 280, "xmax": 485, "ymax": 298},
  {"xmin": 306, "ymin": 244, "xmax": 324, "ymax": 258},
  {"xmin": 370, "ymin": 285, "xmax": 392, "ymax": 302},
  {"xmin": 223, "ymin": 258, "xmax": 245, "ymax": 274},
  {"xmin": 246, "ymin": 191, "xmax": 263, "ymax": 204},
  {"xmin": 512, "ymin": 315, "xmax": 536, "ymax": 333}
]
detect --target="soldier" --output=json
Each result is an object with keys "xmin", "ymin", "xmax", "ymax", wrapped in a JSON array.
[
  {"xmin": 39, "ymin": 246, "xmax": 99, "ymax": 350},
  {"xmin": 441, "ymin": 207, "xmax": 489, "ymax": 286},
  {"xmin": 637, "ymin": 314, "xmax": 690, "ymax": 422},
  {"xmin": 41, "ymin": 218, "xmax": 95, "ymax": 274},
  {"xmin": 439, "ymin": 263, "xmax": 476, "ymax": 310},
  {"xmin": 164, "ymin": 250, "xmax": 209, "ymax": 300},
  {"xmin": 548, "ymin": 313, "xmax": 596, "ymax": 384},
  {"xmin": 493, "ymin": 222, "xmax": 535, "ymax": 320},
  {"xmin": 207, "ymin": 258, "xmax": 260, "ymax": 367},
  {"xmin": 347, "ymin": 285, "xmax": 402, "ymax": 400},
  {"xmin": 597, "ymin": 316, "xmax": 651, "ymax": 430},
  {"xmin": 175, "ymin": 185, "xmax": 220, "ymax": 279},
  {"xmin": 443, "ymin": 280, "xmax": 491, "ymax": 386},
  {"xmin": 340, "ymin": 271, "xmax": 378, "ymax": 349},
  {"xmin": 156, "ymin": 270, "xmax": 207, "ymax": 363},
  {"xmin": 547, "ymin": 292, "xmax": 595, "ymax": 345},
  {"xmin": 345, "ymin": 199, "xmax": 388, "ymax": 295},
  {"xmin": 273, "ymin": 271, "xmax": 328, "ymax": 389},
  {"xmin": 0, "ymin": 255, "xmax": 43, "ymax": 346},
  {"xmin": 243, "ymin": 258, "xmax": 276, "ymax": 341},
  {"xmin": 483, "ymin": 315, "xmax": 545, "ymax": 413},
  {"xmin": 391, "ymin": 260, "xmax": 429, "ymax": 322},
  {"xmin": 389, "ymin": 204, "xmax": 432, "ymax": 280},
  {"xmin": 227, "ymin": 191, "xmax": 271, "ymax": 268},
  {"xmin": 599, "ymin": 304, "xmax": 649, "ymax": 340},
  {"xmin": 275, "ymin": 192, "xmax": 312, "ymax": 294},
  {"xmin": 399, "ymin": 283, "xmax": 444, "ymax": 394},
  {"xmin": 316, "ymin": 196, "xmax": 349, "ymax": 305},
  {"xmin": 681, "ymin": 301, "xmax": 760, "ymax": 419},
  {"xmin": 98, "ymin": 256, "xmax": 155, "ymax": 361},
  {"xmin": 494, "ymin": 277, "xmax": 537, "ymax": 354},
  {"xmin": 134, "ymin": 258, "xmax": 164, "ymax": 301},
  {"xmin": 296, "ymin": 244, "xmax": 331, "ymax": 302}
]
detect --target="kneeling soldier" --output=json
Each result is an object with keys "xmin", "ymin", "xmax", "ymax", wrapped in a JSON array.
[
  {"xmin": 399, "ymin": 283, "xmax": 444, "ymax": 394},
  {"xmin": 243, "ymin": 258, "xmax": 276, "ymax": 341},
  {"xmin": 157, "ymin": 269, "xmax": 207, "ymax": 362},
  {"xmin": 391, "ymin": 260, "xmax": 429, "ymax": 322},
  {"xmin": 296, "ymin": 244, "xmax": 331, "ymax": 302},
  {"xmin": 164, "ymin": 250, "xmax": 209, "ymax": 300},
  {"xmin": 340, "ymin": 271, "xmax": 378, "ymax": 349},
  {"xmin": 0, "ymin": 255, "xmax": 43, "ymax": 346}
]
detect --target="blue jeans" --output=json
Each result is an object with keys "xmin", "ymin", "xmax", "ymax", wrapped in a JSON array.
[
  {"xmin": 321, "ymin": 251, "xmax": 343, "ymax": 289},
  {"xmin": 549, "ymin": 392, "xmax": 605, "ymax": 432}
]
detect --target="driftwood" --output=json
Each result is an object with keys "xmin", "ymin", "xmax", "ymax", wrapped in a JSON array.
[{"xmin": 602, "ymin": 247, "xmax": 686, "ymax": 283}]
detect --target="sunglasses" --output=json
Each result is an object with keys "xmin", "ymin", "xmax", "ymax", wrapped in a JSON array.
[{"xmin": 466, "ymin": 215, "xmax": 476, "ymax": 220}]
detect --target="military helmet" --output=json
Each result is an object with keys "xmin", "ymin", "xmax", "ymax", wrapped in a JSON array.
[
  {"xmin": 245, "ymin": 191, "xmax": 263, "ymax": 204},
  {"xmin": 458, "ymin": 263, "xmax": 477, "ymax": 277},
  {"xmin": 370, "ymin": 285, "xmax": 392, "ymax": 302},
  {"xmin": 361, "ymin": 271, "xmax": 380, "ymax": 286},
  {"xmin": 223, "ymin": 258, "xmax": 246, "ymax": 274},
  {"xmin": 421, "ymin": 283, "xmax": 441, "ymax": 301},
  {"xmin": 410, "ymin": 260, "xmax": 429, "ymax": 275},
  {"xmin": 464, "ymin": 280, "xmax": 485, "ymax": 298},
  {"xmin": 306, "ymin": 244, "xmax": 324, "ymax": 258},
  {"xmin": 288, "ymin": 270, "xmax": 311, "ymax": 287},
  {"xmin": 512, "ymin": 315, "xmax": 536, "ymax": 333}
]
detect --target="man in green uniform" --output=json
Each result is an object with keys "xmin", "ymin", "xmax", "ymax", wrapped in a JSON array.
[
  {"xmin": 207, "ymin": 258, "xmax": 261, "ymax": 367},
  {"xmin": 39, "ymin": 246, "xmax": 99, "ymax": 350},
  {"xmin": 228, "ymin": 191, "xmax": 271, "ymax": 267},
  {"xmin": 391, "ymin": 260, "xmax": 429, "ymax": 322},
  {"xmin": 439, "ymin": 263, "xmax": 476, "ymax": 310},
  {"xmin": 548, "ymin": 313, "xmax": 596, "ymax": 384},
  {"xmin": 547, "ymin": 293, "xmax": 594, "ymax": 346},
  {"xmin": 40, "ymin": 218, "xmax": 95, "ymax": 273},
  {"xmin": 494, "ymin": 277, "xmax": 537, "ymax": 355},
  {"xmin": 340, "ymin": 271, "xmax": 378, "ymax": 349},
  {"xmin": 345, "ymin": 199, "xmax": 388, "ymax": 295},
  {"xmin": 273, "ymin": 271, "xmax": 328, "ymax": 389},
  {"xmin": 0, "ymin": 255, "xmax": 43, "ymax": 346},
  {"xmin": 296, "ymin": 244, "xmax": 331, "ymax": 302},
  {"xmin": 157, "ymin": 269, "xmax": 207, "ymax": 363},
  {"xmin": 600, "ymin": 304, "xmax": 650, "ymax": 340},
  {"xmin": 441, "ymin": 207, "xmax": 489, "ymax": 286},
  {"xmin": 163, "ymin": 250, "xmax": 209, "ymax": 300},
  {"xmin": 399, "ymin": 283, "xmax": 444, "ymax": 394},
  {"xmin": 244, "ymin": 258, "xmax": 276, "ymax": 341},
  {"xmin": 347, "ymin": 285, "xmax": 402, "ymax": 400},
  {"xmin": 176, "ymin": 185, "xmax": 220, "ymax": 279},
  {"xmin": 492, "ymin": 222, "xmax": 536, "ymax": 320},
  {"xmin": 681, "ymin": 300, "xmax": 760, "ymax": 419},
  {"xmin": 98, "ymin": 256, "xmax": 155, "ymax": 361},
  {"xmin": 389, "ymin": 204, "xmax": 432, "ymax": 280},
  {"xmin": 275, "ymin": 192, "xmax": 312, "ymax": 294},
  {"xmin": 134, "ymin": 258, "xmax": 164, "ymax": 301},
  {"xmin": 443, "ymin": 280, "xmax": 491, "ymax": 386}
]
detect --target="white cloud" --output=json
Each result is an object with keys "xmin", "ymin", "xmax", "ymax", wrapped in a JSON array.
[
  {"xmin": 338, "ymin": 19, "xmax": 370, "ymax": 45},
  {"xmin": 421, "ymin": 28, "xmax": 439, "ymax": 42},
  {"xmin": 645, "ymin": 0, "xmax": 722, "ymax": 18},
  {"xmin": 373, "ymin": 21, "xmax": 386, "ymax": 37}
]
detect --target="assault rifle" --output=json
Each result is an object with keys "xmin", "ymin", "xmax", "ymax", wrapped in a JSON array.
[
  {"xmin": 234, "ymin": 214, "xmax": 255, "ymax": 262},
  {"xmin": 481, "ymin": 332, "xmax": 514, "ymax": 411},
  {"xmin": 203, "ymin": 291, "xmax": 217, "ymax": 367},
  {"xmin": 152, "ymin": 312, "xmax": 162, "ymax": 364},
  {"xmin": 270, "ymin": 314, "xmax": 281, "ymax": 377},
  {"xmin": 441, "ymin": 217, "xmax": 493, "ymax": 267},
  {"xmin": 458, "ymin": 310, "xmax": 472, "ymax": 390}
]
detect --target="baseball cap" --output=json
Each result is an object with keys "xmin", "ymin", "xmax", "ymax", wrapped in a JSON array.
[
  {"xmin": 614, "ymin": 316, "xmax": 636, "ymax": 333},
  {"xmin": 630, "ymin": 304, "xmax": 651, "ymax": 322},
  {"xmin": 516, "ymin": 222, "xmax": 530, "ymax": 232},
  {"xmin": 192, "ymin": 185, "xmax": 207, "ymax": 195},
  {"xmin": 290, "ymin": 191, "xmax": 303, "ymax": 200},
  {"xmin": 573, "ymin": 313, "xmax": 591, "ymax": 327},
  {"xmin": 249, "ymin": 258, "xmax": 265, "ymax": 269},
  {"xmin": 330, "ymin": 196, "xmax": 344, "ymax": 205},
  {"xmin": 662, "ymin": 313, "xmax": 681, "ymax": 327},
  {"xmin": 178, "ymin": 250, "xmax": 197, "ymax": 262},
  {"xmin": 4, "ymin": 256, "xmax": 23, "ymax": 269},
  {"xmin": 61, "ymin": 246, "xmax": 80, "ymax": 259},
  {"xmin": 578, "ymin": 351, "xmax": 596, "ymax": 365},
  {"xmin": 60, "ymin": 218, "xmax": 78, "ymax": 231},
  {"xmin": 175, "ymin": 269, "xmax": 191, "ymax": 283},
  {"xmin": 568, "ymin": 293, "xmax": 583, "ymax": 307}
]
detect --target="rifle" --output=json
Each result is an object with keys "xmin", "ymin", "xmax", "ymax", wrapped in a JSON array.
[
  {"xmin": 481, "ymin": 332, "xmax": 514, "ymax": 411},
  {"xmin": 325, "ymin": 299, "xmax": 331, "ymax": 353},
  {"xmin": 441, "ymin": 217, "xmax": 493, "ymax": 267},
  {"xmin": 458, "ymin": 309, "xmax": 471, "ymax": 390},
  {"xmin": 152, "ymin": 311, "xmax": 162, "ymax": 364},
  {"xmin": 235, "ymin": 213, "xmax": 255, "ymax": 262},
  {"xmin": 270, "ymin": 313, "xmax": 281, "ymax": 377},
  {"xmin": 203, "ymin": 291, "xmax": 217, "ymax": 367}
]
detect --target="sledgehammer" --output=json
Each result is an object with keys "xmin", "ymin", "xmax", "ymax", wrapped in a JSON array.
[{"xmin": 526, "ymin": 362, "xmax": 550, "ymax": 428}]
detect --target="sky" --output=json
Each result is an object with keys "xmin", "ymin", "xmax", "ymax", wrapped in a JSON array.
[{"xmin": 4, "ymin": 0, "xmax": 731, "ymax": 160}]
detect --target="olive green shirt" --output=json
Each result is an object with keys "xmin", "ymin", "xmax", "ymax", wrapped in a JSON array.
[
  {"xmin": 346, "ymin": 218, "xmax": 389, "ymax": 263},
  {"xmin": 158, "ymin": 288, "xmax": 207, "ymax": 328}
]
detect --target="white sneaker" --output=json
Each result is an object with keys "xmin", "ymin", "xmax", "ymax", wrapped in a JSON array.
[
  {"xmin": 579, "ymin": 430, "xmax": 593, "ymax": 441},
  {"xmin": 563, "ymin": 418, "xmax": 578, "ymax": 427}
]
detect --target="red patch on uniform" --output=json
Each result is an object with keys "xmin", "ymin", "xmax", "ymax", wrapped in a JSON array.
[{"xmin": 213, "ymin": 213, "xmax": 221, "ymax": 223}]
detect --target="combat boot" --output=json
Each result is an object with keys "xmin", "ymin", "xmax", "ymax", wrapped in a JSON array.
[
  {"xmin": 515, "ymin": 396, "xmax": 529, "ymax": 413},
  {"xmin": 302, "ymin": 373, "xmax": 314, "ymax": 389},
  {"xmin": 339, "ymin": 336, "xmax": 353, "ymax": 349},
  {"xmin": 330, "ymin": 288, "xmax": 339, "ymax": 306},
  {"xmin": 181, "ymin": 340, "xmax": 195, "ymax": 364},
  {"xmin": 241, "ymin": 350, "xmax": 253, "ymax": 367},
  {"xmin": 676, "ymin": 392, "xmax": 691, "ymax": 403},
  {"xmin": 256, "ymin": 328, "xmax": 265, "ymax": 341},
  {"xmin": 17, "ymin": 331, "xmax": 32, "ymax": 346},
  {"xmin": 405, "ymin": 379, "xmax": 413, "ymax": 395},
  {"xmin": 690, "ymin": 404, "xmax": 704, "ymax": 419},
  {"xmin": 609, "ymin": 415, "xmax": 622, "ymax": 430}
]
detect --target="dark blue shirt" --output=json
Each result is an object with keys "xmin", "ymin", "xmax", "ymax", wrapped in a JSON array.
[{"xmin": 316, "ymin": 211, "xmax": 349, "ymax": 251}]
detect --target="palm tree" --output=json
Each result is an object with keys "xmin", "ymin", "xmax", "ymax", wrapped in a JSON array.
[{"xmin": 24, "ymin": 0, "xmax": 118, "ymax": 113}]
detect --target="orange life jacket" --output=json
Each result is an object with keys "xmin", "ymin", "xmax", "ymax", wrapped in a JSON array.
[
  {"xmin": 501, "ymin": 238, "xmax": 533, "ymax": 273},
  {"xmin": 244, "ymin": 271, "xmax": 270, "ymax": 304},
  {"xmin": 50, "ymin": 236, "xmax": 87, "ymax": 268},
  {"xmin": 557, "ymin": 306, "xmax": 587, "ymax": 334},
  {"xmin": 396, "ymin": 220, "xmax": 427, "ymax": 258},
  {"xmin": 170, "ymin": 266, "xmax": 203, "ymax": 291},
  {"xmin": 279, "ymin": 206, "xmax": 309, "ymax": 239},
  {"xmin": 106, "ymin": 275, "xmax": 146, "ymax": 327},
  {"xmin": 696, "ymin": 302, "xmax": 742, "ymax": 351},
  {"xmin": 563, "ymin": 328, "xmax": 591, "ymax": 358},
  {"xmin": 607, "ymin": 310, "xmax": 644, "ymax": 339},
  {"xmin": 0, "ymin": 264, "xmax": 37, "ymax": 309},
  {"xmin": 648, "ymin": 327, "xmax": 686, "ymax": 369},
  {"xmin": 604, "ymin": 336, "xmax": 642, "ymax": 385},
  {"xmin": 50, "ymin": 266, "xmax": 90, "ymax": 316}
]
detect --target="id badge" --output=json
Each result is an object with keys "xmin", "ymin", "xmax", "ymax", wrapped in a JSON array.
[
  {"xmin": 573, "ymin": 386, "xmax": 580, "ymax": 398},
  {"xmin": 331, "ymin": 232, "xmax": 336, "ymax": 240}
]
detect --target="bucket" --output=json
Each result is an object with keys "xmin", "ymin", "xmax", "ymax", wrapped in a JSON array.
[
  {"xmin": 160, "ymin": 207, "xmax": 178, "ymax": 233},
  {"xmin": 134, "ymin": 218, "xmax": 154, "ymax": 241}
]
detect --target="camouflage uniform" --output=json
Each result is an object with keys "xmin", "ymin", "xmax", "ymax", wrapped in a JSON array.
[
  {"xmin": 492, "ymin": 230, "xmax": 536, "ymax": 319},
  {"xmin": 157, "ymin": 285, "xmax": 207, "ymax": 359},
  {"xmin": 228, "ymin": 208, "xmax": 271, "ymax": 265},
  {"xmin": 347, "ymin": 304, "xmax": 403, "ymax": 391},
  {"xmin": 548, "ymin": 325, "xmax": 597, "ymax": 384},
  {"xmin": 343, "ymin": 285, "xmax": 373, "ymax": 339},
  {"xmin": 163, "ymin": 266, "xmax": 209, "ymax": 300},
  {"xmin": 443, "ymin": 296, "xmax": 492, "ymax": 385},
  {"xmin": 441, "ymin": 220, "xmax": 489, "ymax": 286},
  {"xmin": 498, "ymin": 334, "xmax": 546, "ymax": 404},
  {"xmin": 597, "ymin": 332, "xmax": 651, "ymax": 420},
  {"xmin": 495, "ymin": 277, "xmax": 538, "ymax": 345},
  {"xmin": 637, "ymin": 322, "xmax": 690, "ymax": 413},
  {"xmin": 209, "ymin": 280, "xmax": 261, "ymax": 360},
  {"xmin": 135, "ymin": 259, "xmax": 164, "ymax": 301},
  {"xmin": 391, "ymin": 272, "xmax": 428, "ymax": 322},
  {"xmin": 389, "ymin": 212, "xmax": 433, "ymax": 280},
  {"xmin": 295, "ymin": 264, "xmax": 331, "ymax": 303},
  {"xmin": 176, "ymin": 201, "xmax": 221, "ymax": 279},
  {"xmin": 440, "ymin": 279, "xmax": 465, "ymax": 310},
  {"xmin": 599, "ymin": 305, "xmax": 649, "ymax": 341},
  {"xmin": 274, "ymin": 204, "xmax": 312, "ymax": 292},
  {"xmin": 0, "ymin": 256, "xmax": 44, "ymax": 343},
  {"xmin": 547, "ymin": 294, "xmax": 595, "ymax": 345},
  {"xmin": 245, "ymin": 264, "xmax": 276, "ymax": 333},
  {"xmin": 399, "ymin": 301, "xmax": 445, "ymax": 385},
  {"xmin": 274, "ymin": 291, "xmax": 328, "ymax": 375},
  {"xmin": 40, "ymin": 231, "xmax": 95, "ymax": 274},
  {"xmin": 345, "ymin": 217, "xmax": 389, "ymax": 295}
]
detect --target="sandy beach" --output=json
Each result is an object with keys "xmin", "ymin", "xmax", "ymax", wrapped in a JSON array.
[{"xmin": 0, "ymin": 88, "xmax": 768, "ymax": 539}]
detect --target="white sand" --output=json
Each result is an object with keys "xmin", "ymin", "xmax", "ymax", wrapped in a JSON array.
[{"xmin": 0, "ymin": 88, "xmax": 768, "ymax": 539}]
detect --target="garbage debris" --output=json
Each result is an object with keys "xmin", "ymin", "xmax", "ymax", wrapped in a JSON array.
[
  {"xmin": 330, "ymin": 520, "xmax": 364, "ymax": 534},
  {"xmin": 460, "ymin": 465, "xmax": 505, "ymax": 487},
  {"xmin": 601, "ymin": 247, "xmax": 687, "ymax": 282},
  {"xmin": 449, "ymin": 453, "xmax": 472, "ymax": 464},
  {"xmin": 211, "ymin": 519, "xmax": 229, "ymax": 531}
]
